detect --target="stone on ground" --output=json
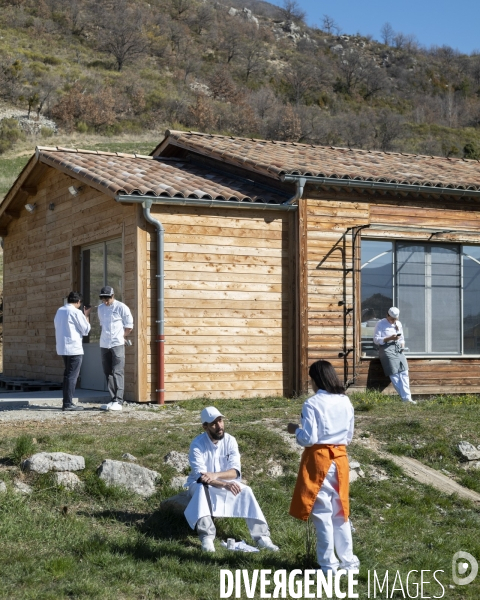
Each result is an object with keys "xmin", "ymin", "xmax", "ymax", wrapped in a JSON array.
[
  {"xmin": 160, "ymin": 491, "xmax": 190, "ymax": 514},
  {"xmin": 97, "ymin": 459, "xmax": 160, "ymax": 497},
  {"xmin": 14, "ymin": 480, "xmax": 32, "ymax": 494},
  {"xmin": 121, "ymin": 453, "xmax": 138, "ymax": 462},
  {"xmin": 0, "ymin": 481, "xmax": 6, "ymax": 493},
  {"xmin": 458, "ymin": 441, "xmax": 480, "ymax": 461},
  {"xmin": 53, "ymin": 472, "xmax": 84, "ymax": 490},
  {"xmin": 164, "ymin": 451, "xmax": 190, "ymax": 473},
  {"xmin": 170, "ymin": 475, "xmax": 188, "ymax": 489},
  {"xmin": 22, "ymin": 452, "xmax": 85, "ymax": 474}
]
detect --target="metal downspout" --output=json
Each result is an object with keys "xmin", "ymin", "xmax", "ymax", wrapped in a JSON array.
[
  {"xmin": 142, "ymin": 200, "xmax": 165, "ymax": 405},
  {"xmin": 283, "ymin": 177, "xmax": 306, "ymax": 205}
]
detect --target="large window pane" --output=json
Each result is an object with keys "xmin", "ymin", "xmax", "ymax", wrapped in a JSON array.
[
  {"xmin": 106, "ymin": 239, "xmax": 123, "ymax": 301},
  {"xmin": 431, "ymin": 245, "xmax": 460, "ymax": 353},
  {"xmin": 396, "ymin": 244, "xmax": 426, "ymax": 353},
  {"xmin": 463, "ymin": 246, "xmax": 480, "ymax": 354},
  {"xmin": 360, "ymin": 240, "xmax": 393, "ymax": 356}
]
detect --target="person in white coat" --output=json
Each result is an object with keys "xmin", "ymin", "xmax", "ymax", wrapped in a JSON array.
[
  {"xmin": 184, "ymin": 406, "xmax": 279, "ymax": 553},
  {"xmin": 54, "ymin": 291, "xmax": 91, "ymax": 411},
  {"xmin": 287, "ymin": 360, "xmax": 359, "ymax": 573},
  {"xmin": 373, "ymin": 307, "xmax": 416, "ymax": 404}
]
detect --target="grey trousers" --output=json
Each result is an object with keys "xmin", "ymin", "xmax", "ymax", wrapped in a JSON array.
[
  {"xmin": 101, "ymin": 345, "xmax": 125, "ymax": 402},
  {"xmin": 196, "ymin": 515, "xmax": 270, "ymax": 542}
]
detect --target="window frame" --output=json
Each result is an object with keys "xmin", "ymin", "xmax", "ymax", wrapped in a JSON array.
[{"xmin": 360, "ymin": 237, "xmax": 480, "ymax": 358}]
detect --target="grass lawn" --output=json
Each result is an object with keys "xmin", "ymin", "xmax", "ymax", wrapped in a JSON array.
[{"xmin": 0, "ymin": 394, "xmax": 478, "ymax": 599}]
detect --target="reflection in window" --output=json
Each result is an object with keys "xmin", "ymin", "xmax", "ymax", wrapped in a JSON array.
[
  {"xmin": 360, "ymin": 240, "xmax": 480, "ymax": 356},
  {"xmin": 360, "ymin": 240, "xmax": 393, "ymax": 356},
  {"xmin": 81, "ymin": 239, "xmax": 123, "ymax": 344},
  {"xmin": 463, "ymin": 246, "xmax": 480, "ymax": 354}
]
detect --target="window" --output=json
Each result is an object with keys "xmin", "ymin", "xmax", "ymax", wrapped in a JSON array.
[
  {"xmin": 360, "ymin": 239, "xmax": 480, "ymax": 356},
  {"xmin": 81, "ymin": 239, "xmax": 123, "ymax": 343}
]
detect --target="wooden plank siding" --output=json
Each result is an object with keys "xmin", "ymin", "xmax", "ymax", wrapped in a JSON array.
[
  {"xmin": 305, "ymin": 192, "xmax": 480, "ymax": 395},
  {"xmin": 144, "ymin": 205, "xmax": 295, "ymax": 402},
  {"xmin": 3, "ymin": 168, "xmax": 138, "ymax": 400}
]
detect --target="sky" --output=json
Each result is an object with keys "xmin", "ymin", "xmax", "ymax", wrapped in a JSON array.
[{"xmin": 270, "ymin": 0, "xmax": 480, "ymax": 55}]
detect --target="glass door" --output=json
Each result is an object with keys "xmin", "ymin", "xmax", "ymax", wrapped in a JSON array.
[{"xmin": 80, "ymin": 239, "xmax": 123, "ymax": 390}]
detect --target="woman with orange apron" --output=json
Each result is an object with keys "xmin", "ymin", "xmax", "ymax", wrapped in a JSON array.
[{"xmin": 287, "ymin": 359, "xmax": 360, "ymax": 573}]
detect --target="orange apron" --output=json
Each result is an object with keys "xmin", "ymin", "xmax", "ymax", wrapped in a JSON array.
[{"xmin": 289, "ymin": 444, "xmax": 350, "ymax": 522}]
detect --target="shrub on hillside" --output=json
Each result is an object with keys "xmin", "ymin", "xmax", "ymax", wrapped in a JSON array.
[{"xmin": 0, "ymin": 118, "xmax": 26, "ymax": 155}]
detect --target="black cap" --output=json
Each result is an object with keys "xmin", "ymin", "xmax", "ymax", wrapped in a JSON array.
[{"xmin": 99, "ymin": 286, "xmax": 114, "ymax": 297}]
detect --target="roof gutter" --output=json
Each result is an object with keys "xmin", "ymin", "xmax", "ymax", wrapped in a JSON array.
[
  {"xmin": 116, "ymin": 194, "xmax": 298, "ymax": 211},
  {"xmin": 281, "ymin": 175, "xmax": 480, "ymax": 199},
  {"xmin": 283, "ymin": 177, "xmax": 306, "ymax": 205}
]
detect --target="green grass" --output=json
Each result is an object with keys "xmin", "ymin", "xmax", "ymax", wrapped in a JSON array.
[
  {"xmin": 0, "ymin": 395, "xmax": 478, "ymax": 598},
  {"xmin": 0, "ymin": 155, "xmax": 30, "ymax": 198}
]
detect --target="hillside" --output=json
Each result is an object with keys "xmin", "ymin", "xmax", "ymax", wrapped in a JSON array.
[{"xmin": 1, "ymin": 0, "xmax": 480, "ymax": 162}]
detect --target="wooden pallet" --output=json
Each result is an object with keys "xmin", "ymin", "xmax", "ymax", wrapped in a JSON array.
[{"xmin": 0, "ymin": 376, "xmax": 62, "ymax": 392}]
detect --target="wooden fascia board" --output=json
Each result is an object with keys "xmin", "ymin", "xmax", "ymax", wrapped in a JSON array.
[
  {"xmin": 37, "ymin": 154, "xmax": 118, "ymax": 200},
  {"xmin": 0, "ymin": 152, "xmax": 39, "ymax": 219}
]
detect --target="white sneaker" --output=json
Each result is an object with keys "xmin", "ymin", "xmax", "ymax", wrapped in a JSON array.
[
  {"xmin": 201, "ymin": 538, "xmax": 215, "ymax": 552},
  {"xmin": 257, "ymin": 537, "xmax": 279, "ymax": 551},
  {"xmin": 402, "ymin": 398, "xmax": 417, "ymax": 405},
  {"xmin": 100, "ymin": 401, "xmax": 123, "ymax": 411}
]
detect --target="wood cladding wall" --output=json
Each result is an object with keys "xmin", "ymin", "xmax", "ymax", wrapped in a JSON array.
[
  {"xmin": 305, "ymin": 192, "xmax": 480, "ymax": 395},
  {"xmin": 145, "ymin": 205, "xmax": 296, "ymax": 402},
  {"xmin": 3, "ymin": 168, "xmax": 138, "ymax": 399}
]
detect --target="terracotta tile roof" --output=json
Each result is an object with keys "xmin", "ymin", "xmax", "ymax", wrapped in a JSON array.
[
  {"xmin": 36, "ymin": 147, "xmax": 288, "ymax": 204},
  {"xmin": 156, "ymin": 130, "xmax": 480, "ymax": 192}
]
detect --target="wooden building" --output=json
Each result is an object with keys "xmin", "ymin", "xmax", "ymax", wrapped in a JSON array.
[{"xmin": 3, "ymin": 130, "xmax": 480, "ymax": 401}]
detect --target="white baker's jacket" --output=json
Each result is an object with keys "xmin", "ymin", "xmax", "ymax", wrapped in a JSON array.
[
  {"xmin": 98, "ymin": 300, "xmax": 133, "ymax": 348},
  {"xmin": 184, "ymin": 432, "xmax": 267, "ymax": 530},
  {"xmin": 295, "ymin": 390, "xmax": 354, "ymax": 447},
  {"xmin": 186, "ymin": 432, "xmax": 241, "ymax": 488},
  {"xmin": 54, "ymin": 304, "xmax": 91, "ymax": 356},
  {"xmin": 373, "ymin": 318, "xmax": 405, "ymax": 346}
]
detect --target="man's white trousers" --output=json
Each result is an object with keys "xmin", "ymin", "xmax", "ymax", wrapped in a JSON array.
[
  {"xmin": 389, "ymin": 370, "xmax": 412, "ymax": 401},
  {"xmin": 310, "ymin": 462, "xmax": 360, "ymax": 572},
  {"xmin": 185, "ymin": 481, "xmax": 270, "ymax": 541}
]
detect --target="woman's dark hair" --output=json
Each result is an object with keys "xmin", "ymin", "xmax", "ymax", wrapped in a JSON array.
[
  {"xmin": 67, "ymin": 291, "xmax": 83, "ymax": 304},
  {"xmin": 308, "ymin": 360, "xmax": 345, "ymax": 394}
]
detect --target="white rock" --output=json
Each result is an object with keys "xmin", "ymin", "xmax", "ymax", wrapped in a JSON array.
[
  {"xmin": 349, "ymin": 470, "xmax": 359, "ymax": 483},
  {"xmin": 349, "ymin": 460, "xmax": 361, "ymax": 470},
  {"xmin": 228, "ymin": 7, "xmax": 237, "ymax": 16},
  {"xmin": 170, "ymin": 475, "xmax": 188, "ymax": 489},
  {"xmin": 97, "ymin": 459, "xmax": 160, "ymax": 497},
  {"xmin": 122, "ymin": 453, "xmax": 138, "ymax": 462},
  {"xmin": 14, "ymin": 480, "xmax": 32, "ymax": 494},
  {"xmin": 0, "ymin": 481, "xmax": 6, "ymax": 493},
  {"xmin": 22, "ymin": 452, "xmax": 85, "ymax": 474},
  {"xmin": 53, "ymin": 472, "xmax": 84, "ymax": 490},
  {"xmin": 458, "ymin": 441, "xmax": 480, "ymax": 461},
  {"xmin": 267, "ymin": 463, "xmax": 284, "ymax": 478},
  {"xmin": 164, "ymin": 451, "xmax": 190, "ymax": 473}
]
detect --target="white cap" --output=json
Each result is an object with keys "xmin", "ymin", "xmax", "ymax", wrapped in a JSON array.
[
  {"xmin": 388, "ymin": 307, "xmax": 400, "ymax": 318},
  {"xmin": 200, "ymin": 406, "xmax": 225, "ymax": 424}
]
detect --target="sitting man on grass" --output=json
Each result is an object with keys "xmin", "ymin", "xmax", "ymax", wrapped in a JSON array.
[{"xmin": 184, "ymin": 406, "xmax": 279, "ymax": 553}]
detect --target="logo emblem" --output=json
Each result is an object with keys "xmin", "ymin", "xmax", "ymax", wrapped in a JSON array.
[{"xmin": 452, "ymin": 551, "xmax": 478, "ymax": 586}]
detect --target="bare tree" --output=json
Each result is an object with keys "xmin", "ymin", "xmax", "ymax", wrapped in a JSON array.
[
  {"xmin": 98, "ymin": 2, "xmax": 148, "ymax": 71},
  {"xmin": 169, "ymin": 0, "xmax": 193, "ymax": 19},
  {"xmin": 336, "ymin": 50, "xmax": 364, "ymax": 95},
  {"xmin": 373, "ymin": 109, "xmax": 404, "ymax": 151},
  {"xmin": 322, "ymin": 14, "xmax": 340, "ymax": 35},
  {"xmin": 248, "ymin": 87, "xmax": 277, "ymax": 120},
  {"xmin": 238, "ymin": 37, "xmax": 266, "ymax": 82},
  {"xmin": 221, "ymin": 19, "xmax": 246, "ymax": 64},
  {"xmin": 361, "ymin": 62, "xmax": 387, "ymax": 100},
  {"xmin": 380, "ymin": 22, "xmax": 394, "ymax": 46},
  {"xmin": 283, "ymin": 61, "xmax": 321, "ymax": 105},
  {"xmin": 279, "ymin": 0, "xmax": 306, "ymax": 23}
]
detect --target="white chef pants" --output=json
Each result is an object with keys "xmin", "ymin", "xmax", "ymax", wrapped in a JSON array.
[
  {"xmin": 389, "ymin": 370, "xmax": 412, "ymax": 402},
  {"xmin": 310, "ymin": 462, "xmax": 359, "ymax": 573}
]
